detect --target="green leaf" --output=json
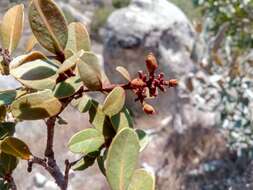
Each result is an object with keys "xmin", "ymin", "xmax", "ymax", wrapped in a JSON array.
[
  {"xmin": 102, "ymin": 87, "xmax": 126, "ymax": 117},
  {"xmin": 68, "ymin": 128, "xmax": 104, "ymax": 154},
  {"xmin": 0, "ymin": 137, "xmax": 32, "ymax": 160},
  {"xmin": 111, "ymin": 108, "xmax": 133, "ymax": 133},
  {"xmin": 128, "ymin": 169, "xmax": 155, "ymax": 190},
  {"xmin": 97, "ymin": 149, "xmax": 108, "ymax": 176},
  {"xmin": 10, "ymin": 59, "xmax": 58, "ymax": 90},
  {"xmin": 0, "ymin": 179, "xmax": 10, "ymax": 190},
  {"xmin": 1, "ymin": 4, "xmax": 24, "ymax": 54},
  {"xmin": 10, "ymin": 59, "xmax": 58, "ymax": 80},
  {"xmin": 106, "ymin": 128, "xmax": 140, "ymax": 190},
  {"xmin": 53, "ymin": 76, "xmax": 82, "ymax": 99},
  {"xmin": 0, "ymin": 106, "xmax": 6, "ymax": 121},
  {"xmin": 89, "ymin": 101, "xmax": 115, "ymax": 139},
  {"xmin": 65, "ymin": 22, "xmax": 91, "ymax": 53},
  {"xmin": 29, "ymin": 0, "xmax": 68, "ymax": 55},
  {"xmin": 135, "ymin": 129, "xmax": 150, "ymax": 152},
  {"xmin": 11, "ymin": 89, "xmax": 62, "ymax": 120},
  {"xmin": 9, "ymin": 51, "xmax": 46, "ymax": 70},
  {"xmin": 78, "ymin": 52, "xmax": 102, "ymax": 91},
  {"xmin": 0, "ymin": 90, "xmax": 17, "ymax": 106},
  {"xmin": 58, "ymin": 50, "xmax": 84, "ymax": 74},
  {"xmin": 25, "ymin": 35, "xmax": 38, "ymax": 52},
  {"xmin": 72, "ymin": 152, "xmax": 98, "ymax": 171},
  {"xmin": 74, "ymin": 95, "xmax": 92, "ymax": 113},
  {"xmin": 0, "ymin": 153, "xmax": 18, "ymax": 176},
  {"xmin": 0, "ymin": 123, "xmax": 15, "ymax": 140}
]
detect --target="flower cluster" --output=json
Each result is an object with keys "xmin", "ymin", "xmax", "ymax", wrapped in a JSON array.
[{"xmin": 130, "ymin": 53, "xmax": 178, "ymax": 114}]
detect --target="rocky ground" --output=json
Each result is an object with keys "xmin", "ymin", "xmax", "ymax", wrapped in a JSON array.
[{"xmin": 0, "ymin": 0, "xmax": 253, "ymax": 190}]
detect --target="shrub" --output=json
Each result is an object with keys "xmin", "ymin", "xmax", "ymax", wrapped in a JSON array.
[
  {"xmin": 0, "ymin": 1, "xmax": 177, "ymax": 189},
  {"xmin": 112, "ymin": 0, "xmax": 131, "ymax": 9}
]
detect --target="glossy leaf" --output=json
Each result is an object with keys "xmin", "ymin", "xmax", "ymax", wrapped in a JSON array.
[
  {"xmin": 1, "ymin": 4, "xmax": 24, "ymax": 54},
  {"xmin": 78, "ymin": 52, "xmax": 102, "ymax": 90},
  {"xmin": 116, "ymin": 66, "xmax": 131, "ymax": 81},
  {"xmin": 11, "ymin": 89, "xmax": 62, "ymax": 120},
  {"xmin": 65, "ymin": 22, "xmax": 91, "ymax": 53},
  {"xmin": 0, "ymin": 153, "xmax": 18, "ymax": 176},
  {"xmin": 29, "ymin": 0, "xmax": 68, "ymax": 55},
  {"xmin": 0, "ymin": 137, "xmax": 32, "ymax": 160},
  {"xmin": 58, "ymin": 50, "xmax": 84, "ymax": 74},
  {"xmin": 135, "ymin": 129, "xmax": 150, "ymax": 152},
  {"xmin": 102, "ymin": 87, "xmax": 125, "ymax": 116},
  {"xmin": 68, "ymin": 128, "xmax": 104, "ymax": 154},
  {"xmin": 0, "ymin": 122, "xmax": 15, "ymax": 140},
  {"xmin": 106, "ymin": 128, "xmax": 140, "ymax": 190},
  {"xmin": 53, "ymin": 76, "xmax": 82, "ymax": 99},
  {"xmin": 128, "ymin": 169, "xmax": 155, "ymax": 190}
]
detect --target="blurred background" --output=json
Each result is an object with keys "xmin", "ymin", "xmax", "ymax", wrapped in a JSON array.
[{"xmin": 1, "ymin": 0, "xmax": 253, "ymax": 189}]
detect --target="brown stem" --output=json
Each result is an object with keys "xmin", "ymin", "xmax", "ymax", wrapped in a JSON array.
[
  {"xmin": 45, "ymin": 117, "xmax": 56, "ymax": 159},
  {"xmin": 7, "ymin": 175, "xmax": 17, "ymax": 190}
]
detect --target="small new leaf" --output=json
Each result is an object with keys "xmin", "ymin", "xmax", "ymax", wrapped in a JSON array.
[
  {"xmin": 1, "ymin": 4, "xmax": 24, "ymax": 54},
  {"xmin": 116, "ymin": 66, "xmax": 131, "ymax": 81}
]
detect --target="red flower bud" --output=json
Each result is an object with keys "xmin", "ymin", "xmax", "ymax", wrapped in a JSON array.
[
  {"xmin": 143, "ymin": 103, "xmax": 156, "ymax": 115},
  {"xmin": 131, "ymin": 78, "xmax": 146, "ymax": 88},
  {"xmin": 146, "ymin": 53, "xmax": 158, "ymax": 74},
  {"xmin": 166, "ymin": 79, "xmax": 178, "ymax": 87}
]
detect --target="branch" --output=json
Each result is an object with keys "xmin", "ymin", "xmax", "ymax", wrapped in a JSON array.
[{"xmin": 6, "ymin": 175, "xmax": 17, "ymax": 190}]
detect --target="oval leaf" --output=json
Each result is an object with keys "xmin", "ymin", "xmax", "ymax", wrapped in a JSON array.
[
  {"xmin": 29, "ymin": 0, "xmax": 68, "ymax": 55},
  {"xmin": 78, "ymin": 52, "xmax": 103, "ymax": 90},
  {"xmin": 0, "ymin": 122, "xmax": 15, "ymax": 140},
  {"xmin": 116, "ymin": 66, "xmax": 131, "ymax": 81},
  {"xmin": 0, "ymin": 153, "xmax": 18, "ymax": 176},
  {"xmin": 9, "ymin": 51, "xmax": 46, "ymax": 70},
  {"xmin": 53, "ymin": 76, "xmax": 82, "ymax": 99},
  {"xmin": 106, "ymin": 128, "xmax": 140, "ymax": 190},
  {"xmin": 10, "ymin": 59, "xmax": 58, "ymax": 90},
  {"xmin": 11, "ymin": 89, "xmax": 62, "ymax": 120},
  {"xmin": 0, "ymin": 90, "xmax": 17, "ymax": 106},
  {"xmin": 0, "ymin": 137, "xmax": 31, "ymax": 160},
  {"xmin": 111, "ymin": 108, "xmax": 133, "ymax": 132},
  {"xmin": 1, "ymin": 4, "xmax": 24, "ymax": 54},
  {"xmin": 73, "ymin": 153, "xmax": 98, "ymax": 171},
  {"xmin": 77, "ymin": 95, "xmax": 92, "ymax": 113},
  {"xmin": 65, "ymin": 22, "xmax": 91, "ymax": 53},
  {"xmin": 25, "ymin": 35, "xmax": 38, "ymax": 52},
  {"xmin": 135, "ymin": 129, "xmax": 150, "ymax": 152},
  {"xmin": 128, "ymin": 169, "xmax": 155, "ymax": 190},
  {"xmin": 58, "ymin": 50, "xmax": 84, "ymax": 74},
  {"xmin": 102, "ymin": 87, "xmax": 125, "ymax": 116},
  {"xmin": 68, "ymin": 128, "xmax": 104, "ymax": 154}
]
